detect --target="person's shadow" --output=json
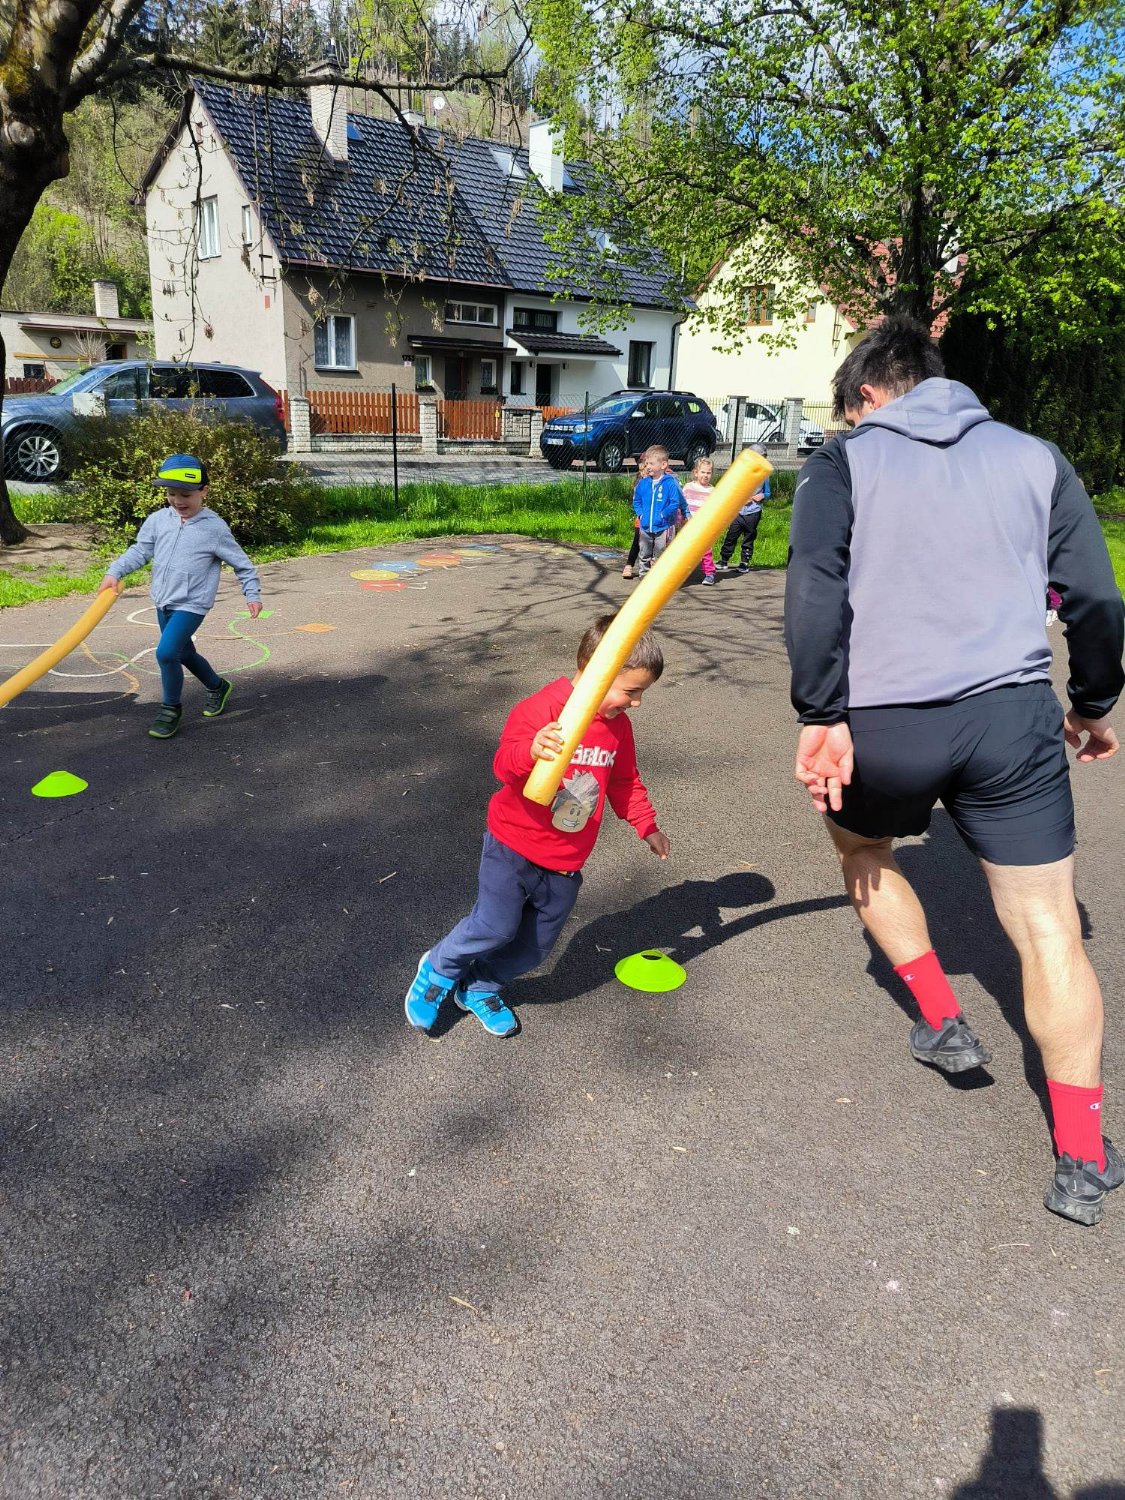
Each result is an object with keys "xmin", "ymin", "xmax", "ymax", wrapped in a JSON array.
[
  {"xmin": 860, "ymin": 810, "xmax": 1094, "ymax": 1117},
  {"xmin": 952, "ymin": 1407, "xmax": 1125, "ymax": 1499},
  {"xmin": 516, "ymin": 870, "xmax": 850, "ymax": 1008}
]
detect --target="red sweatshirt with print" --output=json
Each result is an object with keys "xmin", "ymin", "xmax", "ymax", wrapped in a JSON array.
[{"xmin": 487, "ymin": 676, "xmax": 660, "ymax": 872}]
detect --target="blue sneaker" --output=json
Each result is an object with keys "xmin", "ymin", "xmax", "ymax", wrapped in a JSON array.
[
  {"xmin": 404, "ymin": 952, "xmax": 456, "ymax": 1031},
  {"xmin": 455, "ymin": 986, "xmax": 519, "ymax": 1037}
]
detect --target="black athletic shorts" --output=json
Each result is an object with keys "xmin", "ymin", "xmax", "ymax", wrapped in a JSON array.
[{"xmin": 828, "ymin": 682, "xmax": 1075, "ymax": 865}]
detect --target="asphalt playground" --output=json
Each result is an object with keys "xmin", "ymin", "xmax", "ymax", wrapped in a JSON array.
[{"xmin": 1, "ymin": 538, "xmax": 1123, "ymax": 1499}]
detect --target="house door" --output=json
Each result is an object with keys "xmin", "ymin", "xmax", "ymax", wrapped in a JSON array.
[
  {"xmin": 535, "ymin": 364, "xmax": 553, "ymax": 406},
  {"xmin": 443, "ymin": 356, "xmax": 467, "ymax": 400}
]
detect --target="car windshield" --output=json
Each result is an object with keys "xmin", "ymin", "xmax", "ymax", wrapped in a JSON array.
[
  {"xmin": 586, "ymin": 396, "xmax": 641, "ymax": 418},
  {"xmin": 37, "ymin": 366, "xmax": 102, "ymax": 397}
]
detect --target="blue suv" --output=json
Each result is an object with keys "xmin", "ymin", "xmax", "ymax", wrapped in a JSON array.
[{"xmin": 540, "ymin": 390, "xmax": 718, "ymax": 472}]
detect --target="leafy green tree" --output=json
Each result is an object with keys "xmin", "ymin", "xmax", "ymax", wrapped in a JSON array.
[
  {"xmin": 527, "ymin": 0, "xmax": 1125, "ymax": 346},
  {"xmin": 0, "ymin": 0, "xmax": 529, "ymax": 545}
]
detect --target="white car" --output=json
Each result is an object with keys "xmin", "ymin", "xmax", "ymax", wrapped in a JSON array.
[{"xmin": 726, "ymin": 399, "xmax": 825, "ymax": 451}]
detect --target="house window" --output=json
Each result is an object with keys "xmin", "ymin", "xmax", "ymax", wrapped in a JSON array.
[
  {"xmin": 480, "ymin": 358, "xmax": 497, "ymax": 393},
  {"xmin": 444, "ymin": 301, "xmax": 498, "ymax": 326},
  {"xmin": 23, "ymin": 362, "xmax": 46, "ymax": 379},
  {"xmin": 627, "ymin": 340, "xmax": 653, "ymax": 387},
  {"xmin": 510, "ymin": 361, "xmax": 525, "ymax": 396},
  {"xmin": 513, "ymin": 307, "xmax": 559, "ymax": 332},
  {"xmin": 746, "ymin": 285, "xmax": 774, "ymax": 326},
  {"xmin": 314, "ymin": 314, "xmax": 356, "ymax": 370},
  {"xmin": 414, "ymin": 354, "xmax": 433, "ymax": 389},
  {"xmin": 805, "ymin": 300, "xmax": 818, "ymax": 323},
  {"xmin": 595, "ymin": 230, "xmax": 617, "ymax": 255},
  {"xmin": 197, "ymin": 196, "xmax": 221, "ymax": 259},
  {"xmin": 241, "ymin": 205, "xmax": 254, "ymax": 245}
]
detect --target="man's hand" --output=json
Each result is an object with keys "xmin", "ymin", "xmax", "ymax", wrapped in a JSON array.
[
  {"xmin": 795, "ymin": 722, "xmax": 854, "ymax": 814},
  {"xmin": 645, "ymin": 830, "xmax": 670, "ymax": 860},
  {"xmin": 531, "ymin": 722, "xmax": 565, "ymax": 762},
  {"xmin": 98, "ymin": 576, "xmax": 120, "ymax": 595},
  {"xmin": 1064, "ymin": 711, "xmax": 1119, "ymax": 762},
  {"xmin": 247, "ymin": 600, "xmax": 263, "ymax": 619}
]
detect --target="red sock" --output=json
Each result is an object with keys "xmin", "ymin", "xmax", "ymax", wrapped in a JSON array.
[
  {"xmin": 1047, "ymin": 1080, "xmax": 1105, "ymax": 1169},
  {"xmin": 893, "ymin": 950, "xmax": 962, "ymax": 1029}
]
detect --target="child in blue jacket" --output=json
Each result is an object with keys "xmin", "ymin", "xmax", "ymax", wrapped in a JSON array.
[{"xmin": 632, "ymin": 446, "xmax": 688, "ymax": 577}]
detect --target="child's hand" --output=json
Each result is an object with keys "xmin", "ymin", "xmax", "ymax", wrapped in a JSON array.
[
  {"xmin": 98, "ymin": 576, "xmax": 120, "ymax": 596},
  {"xmin": 645, "ymin": 830, "xmax": 671, "ymax": 859},
  {"xmin": 531, "ymin": 722, "xmax": 565, "ymax": 762},
  {"xmin": 247, "ymin": 600, "xmax": 263, "ymax": 619}
]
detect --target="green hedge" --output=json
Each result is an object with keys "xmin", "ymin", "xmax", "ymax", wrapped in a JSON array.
[{"xmin": 70, "ymin": 410, "xmax": 316, "ymax": 545}]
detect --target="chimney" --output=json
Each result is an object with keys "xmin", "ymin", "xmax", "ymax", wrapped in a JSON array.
[
  {"xmin": 529, "ymin": 119, "xmax": 565, "ymax": 193},
  {"xmin": 403, "ymin": 109, "xmax": 424, "ymax": 129},
  {"xmin": 93, "ymin": 280, "xmax": 119, "ymax": 319},
  {"xmin": 309, "ymin": 61, "xmax": 348, "ymax": 163}
]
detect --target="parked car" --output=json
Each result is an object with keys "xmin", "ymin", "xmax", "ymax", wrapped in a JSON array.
[
  {"xmin": 731, "ymin": 399, "xmax": 825, "ymax": 452},
  {"xmin": 1, "ymin": 360, "xmax": 287, "ymax": 482},
  {"xmin": 539, "ymin": 390, "xmax": 718, "ymax": 472}
]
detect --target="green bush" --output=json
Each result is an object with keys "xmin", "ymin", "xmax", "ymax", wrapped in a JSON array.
[{"xmin": 70, "ymin": 409, "xmax": 316, "ymax": 545}]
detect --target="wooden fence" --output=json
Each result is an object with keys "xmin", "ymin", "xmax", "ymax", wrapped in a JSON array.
[
  {"xmin": 281, "ymin": 390, "xmax": 571, "ymax": 442},
  {"xmin": 438, "ymin": 399, "xmax": 502, "ymax": 440},
  {"xmin": 282, "ymin": 388, "xmax": 420, "ymax": 436},
  {"xmin": 4, "ymin": 376, "xmax": 57, "ymax": 395}
]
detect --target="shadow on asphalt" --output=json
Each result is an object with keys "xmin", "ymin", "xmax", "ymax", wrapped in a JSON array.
[
  {"xmin": 952, "ymin": 1406, "xmax": 1125, "ymax": 1499},
  {"xmin": 514, "ymin": 874, "xmax": 851, "ymax": 1011}
]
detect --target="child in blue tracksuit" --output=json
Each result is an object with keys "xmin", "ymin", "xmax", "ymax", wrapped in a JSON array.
[
  {"xmin": 631, "ymin": 445, "xmax": 688, "ymax": 577},
  {"xmin": 719, "ymin": 442, "xmax": 769, "ymax": 572},
  {"xmin": 99, "ymin": 453, "xmax": 262, "ymax": 740}
]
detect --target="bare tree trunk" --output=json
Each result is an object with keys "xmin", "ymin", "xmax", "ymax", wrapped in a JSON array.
[
  {"xmin": 0, "ymin": 1, "xmax": 99, "ymax": 546},
  {"xmin": 0, "ymin": 330, "xmax": 31, "ymax": 546}
]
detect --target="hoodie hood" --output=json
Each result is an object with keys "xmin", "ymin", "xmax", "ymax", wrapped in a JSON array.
[{"xmin": 857, "ymin": 377, "xmax": 992, "ymax": 446}]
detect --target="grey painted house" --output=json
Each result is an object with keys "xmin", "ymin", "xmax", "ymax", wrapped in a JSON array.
[{"xmin": 141, "ymin": 78, "xmax": 685, "ymax": 407}]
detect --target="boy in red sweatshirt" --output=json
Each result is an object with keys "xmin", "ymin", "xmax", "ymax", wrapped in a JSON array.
[{"xmin": 405, "ymin": 615, "xmax": 670, "ymax": 1036}]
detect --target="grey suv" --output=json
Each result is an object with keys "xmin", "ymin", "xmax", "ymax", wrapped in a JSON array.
[{"xmin": 1, "ymin": 360, "xmax": 287, "ymax": 482}]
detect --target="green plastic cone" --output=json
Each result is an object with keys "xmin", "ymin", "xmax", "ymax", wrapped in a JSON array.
[
  {"xmin": 614, "ymin": 950, "xmax": 687, "ymax": 993},
  {"xmin": 31, "ymin": 770, "xmax": 88, "ymax": 799}
]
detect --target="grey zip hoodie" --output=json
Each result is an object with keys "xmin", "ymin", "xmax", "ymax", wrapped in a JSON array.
[
  {"xmin": 785, "ymin": 378, "xmax": 1124, "ymax": 721},
  {"xmin": 108, "ymin": 504, "xmax": 261, "ymax": 615}
]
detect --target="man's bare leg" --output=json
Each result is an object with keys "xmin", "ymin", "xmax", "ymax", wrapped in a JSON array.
[
  {"xmin": 826, "ymin": 823, "xmax": 932, "ymax": 966},
  {"xmin": 979, "ymin": 856, "xmax": 1102, "ymax": 1088},
  {"xmin": 826, "ymin": 821, "xmax": 991, "ymax": 1070},
  {"xmin": 981, "ymin": 855, "xmax": 1120, "ymax": 1222}
]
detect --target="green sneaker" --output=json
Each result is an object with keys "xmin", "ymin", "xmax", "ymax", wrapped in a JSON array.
[
  {"xmin": 202, "ymin": 678, "xmax": 233, "ymax": 717},
  {"xmin": 148, "ymin": 704, "xmax": 183, "ymax": 739}
]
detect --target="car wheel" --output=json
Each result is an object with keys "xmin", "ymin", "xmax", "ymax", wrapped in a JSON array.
[
  {"xmin": 597, "ymin": 435, "xmax": 626, "ymax": 472},
  {"xmin": 684, "ymin": 438, "xmax": 711, "ymax": 469},
  {"xmin": 8, "ymin": 426, "xmax": 64, "ymax": 482}
]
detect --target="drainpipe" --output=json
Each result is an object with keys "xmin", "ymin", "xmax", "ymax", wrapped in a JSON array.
[{"xmin": 667, "ymin": 316, "xmax": 686, "ymax": 389}]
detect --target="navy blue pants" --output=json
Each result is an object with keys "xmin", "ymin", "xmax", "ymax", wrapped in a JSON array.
[
  {"xmin": 429, "ymin": 833, "xmax": 582, "ymax": 995},
  {"xmin": 155, "ymin": 607, "xmax": 222, "ymax": 705}
]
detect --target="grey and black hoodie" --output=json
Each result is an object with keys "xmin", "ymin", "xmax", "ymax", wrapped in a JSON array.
[{"xmin": 784, "ymin": 378, "xmax": 1124, "ymax": 723}]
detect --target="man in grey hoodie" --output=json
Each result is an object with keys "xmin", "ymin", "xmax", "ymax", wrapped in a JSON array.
[
  {"xmin": 785, "ymin": 318, "xmax": 1124, "ymax": 1225},
  {"xmin": 100, "ymin": 453, "xmax": 262, "ymax": 739}
]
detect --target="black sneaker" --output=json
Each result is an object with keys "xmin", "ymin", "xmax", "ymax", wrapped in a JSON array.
[
  {"xmin": 736, "ymin": 563, "xmax": 751, "ymax": 575},
  {"xmin": 148, "ymin": 704, "xmax": 183, "ymax": 739},
  {"xmin": 910, "ymin": 1013, "xmax": 992, "ymax": 1073},
  {"xmin": 202, "ymin": 678, "xmax": 233, "ymax": 718},
  {"xmin": 1044, "ymin": 1138, "xmax": 1124, "ymax": 1226}
]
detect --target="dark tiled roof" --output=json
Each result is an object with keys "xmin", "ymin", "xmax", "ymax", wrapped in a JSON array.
[
  {"xmin": 192, "ymin": 83, "xmax": 682, "ymax": 310},
  {"xmin": 506, "ymin": 329, "xmax": 622, "ymax": 356}
]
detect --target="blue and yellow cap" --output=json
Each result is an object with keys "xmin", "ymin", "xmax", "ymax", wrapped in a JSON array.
[{"xmin": 154, "ymin": 454, "xmax": 209, "ymax": 488}]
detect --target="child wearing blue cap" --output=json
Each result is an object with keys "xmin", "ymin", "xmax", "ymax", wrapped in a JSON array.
[{"xmin": 99, "ymin": 454, "xmax": 263, "ymax": 739}]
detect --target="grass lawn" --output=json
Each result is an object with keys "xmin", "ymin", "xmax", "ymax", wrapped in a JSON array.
[
  {"xmin": 3, "ymin": 476, "xmax": 795, "ymax": 608},
  {"xmin": 3, "ymin": 469, "xmax": 1121, "ymax": 607}
]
